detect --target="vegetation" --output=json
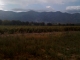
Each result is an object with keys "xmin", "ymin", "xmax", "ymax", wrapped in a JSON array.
[
  {"xmin": 0, "ymin": 26, "xmax": 80, "ymax": 34},
  {"xmin": 0, "ymin": 32, "xmax": 80, "ymax": 60},
  {"xmin": 0, "ymin": 20, "xmax": 80, "ymax": 26},
  {"xmin": 0, "ymin": 25, "xmax": 80, "ymax": 60}
]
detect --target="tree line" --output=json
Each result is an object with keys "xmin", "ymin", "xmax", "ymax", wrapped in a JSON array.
[
  {"xmin": 0, "ymin": 20, "xmax": 44, "ymax": 25},
  {"xmin": 0, "ymin": 20, "xmax": 80, "ymax": 26}
]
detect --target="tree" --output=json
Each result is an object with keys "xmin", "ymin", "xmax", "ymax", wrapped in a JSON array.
[
  {"xmin": 2, "ymin": 20, "xmax": 11, "ymax": 25},
  {"xmin": 0, "ymin": 19, "xmax": 2, "ymax": 25},
  {"xmin": 47, "ymin": 23, "xmax": 52, "ymax": 26}
]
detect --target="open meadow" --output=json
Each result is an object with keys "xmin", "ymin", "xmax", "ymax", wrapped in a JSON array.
[{"xmin": 0, "ymin": 26, "xmax": 80, "ymax": 60}]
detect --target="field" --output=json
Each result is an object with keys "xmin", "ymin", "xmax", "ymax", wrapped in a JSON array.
[
  {"xmin": 0, "ymin": 26, "xmax": 80, "ymax": 60},
  {"xmin": 0, "ymin": 26, "xmax": 80, "ymax": 34}
]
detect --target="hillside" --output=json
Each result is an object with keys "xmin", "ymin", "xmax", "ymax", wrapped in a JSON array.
[{"xmin": 0, "ymin": 10, "xmax": 80, "ymax": 23}]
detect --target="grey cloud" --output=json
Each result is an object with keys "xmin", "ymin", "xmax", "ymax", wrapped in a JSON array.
[
  {"xmin": 66, "ymin": 6, "xmax": 80, "ymax": 13},
  {"xmin": 0, "ymin": 0, "xmax": 77, "ymax": 11},
  {"xmin": 12, "ymin": 8, "xmax": 55, "ymax": 12},
  {"xmin": 0, "ymin": 0, "xmax": 77, "ymax": 6},
  {"xmin": 12, "ymin": 8, "xmax": 30, "ymax": 12}
]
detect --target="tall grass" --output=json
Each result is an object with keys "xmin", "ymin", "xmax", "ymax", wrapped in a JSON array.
[
  {"xmin": 0, "ymin": 32, "xmax": 80, "ymax": 60},
  {"xmin": 0, "ymin": 26, "xmax": 80, "ymax": 34}
]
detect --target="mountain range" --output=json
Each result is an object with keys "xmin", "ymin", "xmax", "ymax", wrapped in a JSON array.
[{"xmin": 0, "ymin": 10, "xmax": 80, "ymax": 24}]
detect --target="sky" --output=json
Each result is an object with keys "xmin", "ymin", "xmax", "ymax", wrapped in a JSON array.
[{"xmin": 0, "ymin": 0, "xmax": 80, "ymax": 13}]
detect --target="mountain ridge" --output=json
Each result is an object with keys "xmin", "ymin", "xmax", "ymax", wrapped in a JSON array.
[{"xmin": 0, "ymin": 10, "xmax": 80, "ymax": 23}]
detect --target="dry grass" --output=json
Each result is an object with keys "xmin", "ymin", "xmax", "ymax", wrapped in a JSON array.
[{"xmin": 0, "ymin": 31, "xmax": 80, "ymax": 60}]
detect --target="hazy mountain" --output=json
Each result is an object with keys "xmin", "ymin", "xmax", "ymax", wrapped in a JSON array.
[{"xmin": 0, "ymin": 10, "xmax": 80, "ymax": 24}]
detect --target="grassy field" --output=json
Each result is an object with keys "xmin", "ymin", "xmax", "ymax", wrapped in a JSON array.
[
  {"xmin": 0, "ymin": 29, "xmax": 80, "ymax": 60},
  {"xmin": 0, "ymin": 26, "xmax": 80, "ymax": 34}
]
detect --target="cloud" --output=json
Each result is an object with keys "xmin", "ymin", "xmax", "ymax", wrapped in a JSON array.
[
  {"xmin": 66, "ymin": 6, "xmax": 80, "ymax": 13},
  {"xmin": 0, "ymin": 5, "xmax": 4, "ymax": 10},
  {"xmin": 0, "ymin": 0, "xmax": 77, "ymax": 6},
  {"xmin": 45, "ymin": 6, "xmax": 54, "ymax": 12},
  {"xmin": 46, "ymin": 6, "xmax": 51, "ymax": 8},
  {"xmin": 0, "ymin": 0, "xmax": 5, "ymax": 10},
  {"xmin": 0, "ymin": 0, "xmax": 77, "ymax": 11},
  {"xmin": 12, "ymin": 8, "xmax": 29, "ymax": 12},
  {"xmin": 66, "ymin": 6, "xmax": 80, "ymax": 10},
  {"xmin": 12, "ymin": 5, "xmax": 55, "ymax": 12},
  {"xmin": 12, "ymin": 7, "xmax": 55, "ymax": 12}
]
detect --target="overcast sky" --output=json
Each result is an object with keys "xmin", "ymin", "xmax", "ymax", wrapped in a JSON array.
[{"xmin": 0, "ymin": 0, "xmax": 80, "ymax": 13}]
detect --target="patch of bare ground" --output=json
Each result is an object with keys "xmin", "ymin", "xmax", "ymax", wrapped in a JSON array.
[{"xmin": 0, "ymin": 31, "xmax": 66, "ymax": 37}]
